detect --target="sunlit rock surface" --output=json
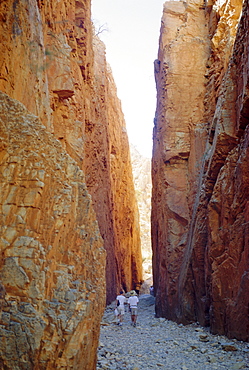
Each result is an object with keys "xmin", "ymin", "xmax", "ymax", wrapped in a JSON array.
[
  {"xmin": 85, "ymin": 40, "xmax": 143, "ymax": 301},
  {"xmin": 130, "ymin": 145, "xmax": 152, "ymax": 279},
  {"xmin": 152, "ymin": 0, "xmax": 249, "ymax": 341},
  {"xmin": 0, "ymin": 92, "xmax": 106, "ymax": 369},
  {"xmin": 0, "ymin": 0, "xmax": 142, "ymax": 305},
  {"xmin": 0, "ymin": 0, "xmax": 142, "ymax": 366}
]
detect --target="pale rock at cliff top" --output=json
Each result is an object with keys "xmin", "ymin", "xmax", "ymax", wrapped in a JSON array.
[{"xmin": 130, "ymin": 144, "xmax": 152, "ymax": 280}]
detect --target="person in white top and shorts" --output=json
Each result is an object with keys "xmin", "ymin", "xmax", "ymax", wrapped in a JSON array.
[
  {"xmin": 116, "ymin": 290, "xmax": 126, "ymax": 326},
  {"xmin": 128, "ymin": 290, "xmax": 139, "ymax": 327}
]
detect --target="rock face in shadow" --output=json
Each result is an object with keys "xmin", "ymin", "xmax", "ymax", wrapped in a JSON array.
[
  {"xmin": 152, "ymin": 0, "xmax": 211, "ymax": 324},
  {"xmin": 152, "ymin": 0, "xmax": 249, "ymax": 341},
  {"xmin": 0, "ymin": 0, "xmax": 142, "ymax": 367},
  {"xmin": 204, "ymin": 0, "xmax": 249, "ymax": 340}
]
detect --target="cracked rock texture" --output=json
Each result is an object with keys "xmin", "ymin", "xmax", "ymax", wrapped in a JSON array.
[
  {"xmin": 0, "ymin": 0, "xmax": 142, "ymax": 367},
  {"xmin": 0, "ymin": 92, "xmax": 106, "ymax": 369},
  {"xmin": 0, "ymin": 1, "xmax": 143, "ymax": 301},
  {"xmin": 152, "ymin": 0, "xmax": 249, "ymax": 341},
  {"xmin": 87, "ymin": 40, "xmax": 143, "ymax": 300}
]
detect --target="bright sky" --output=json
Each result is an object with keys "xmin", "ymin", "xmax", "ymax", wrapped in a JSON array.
[{"xmin": 91, "ymin": 0, "xmax": 166, "ymax": 158}]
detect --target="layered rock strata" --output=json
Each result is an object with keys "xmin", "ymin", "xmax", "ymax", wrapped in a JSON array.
[
  {"xmin": 0, "ymin": 0, "xmax": 142, "ymax": 304},
  {"xmin": 0, "ymin": 0, "xmax": 142, "ymax": 367},
  {"xmin": 85, "ymin": 40, "xmax": 143, "ymax": 300},
  {"xmin": 152, "ymin": 0, "xmax": 249, "ymax": 341},
  {"xmin": 0, "ymin": 92, "xmax": 106, "ymax": 369}
]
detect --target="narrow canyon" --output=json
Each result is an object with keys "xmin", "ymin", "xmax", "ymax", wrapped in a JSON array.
[
  {"xmin": 0, "ymin": 0, "xmax": 248, "ymax": 369},
  {"xmin": 152, "ymin": 0, "xmax": 249, "ymax": 342}
]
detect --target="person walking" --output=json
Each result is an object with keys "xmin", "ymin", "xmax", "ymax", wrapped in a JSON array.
[
  {"xmin": 128, "ymin": 290, "xmax": 139, "ymax": 327},
  {"xmin": 115, "ymin": 290, "xmax": 126, "ymax": 326},
  {"xmin": 150, "ymin": 285, "xmax": 154, "ymax": 296}
]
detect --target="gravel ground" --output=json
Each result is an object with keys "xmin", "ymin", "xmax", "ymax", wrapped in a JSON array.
[{"xmin": 97, "ymin": 295, "xmax": 249, "ymax": 370}]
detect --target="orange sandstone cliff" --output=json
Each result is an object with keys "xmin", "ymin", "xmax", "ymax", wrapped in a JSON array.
[
  {"xmin": 0, "ymin": 92, "xmax": 105, "ymax": 369},
  {"xmin": 152, "ymin": 0, "xmax": 249, "ymax": 341},
  {"xmin": 0, "ymin": 0, "xmax": 142, "ymax": 367},
  {"xmin": 85, "ymin": 39, "xmax": 143, "ymax": 299},
  {"xmin": 0, "ymin": 0, "xmax": 142, "ymax": 301}
]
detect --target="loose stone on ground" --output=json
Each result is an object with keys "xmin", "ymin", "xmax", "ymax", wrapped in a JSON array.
[{"xmin": 97, "ymin": 295, "xmax": 249, "ymax": 370}]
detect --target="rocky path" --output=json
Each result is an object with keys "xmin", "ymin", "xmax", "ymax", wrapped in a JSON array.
[{"xmin": 97, "ymin": 295, "xmax": 249, "ymax": 370}]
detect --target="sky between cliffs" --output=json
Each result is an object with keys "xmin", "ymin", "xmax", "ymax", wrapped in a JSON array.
[{"xmin": 91, "ymin": 0, "xmax": 166, "ymax": 158}]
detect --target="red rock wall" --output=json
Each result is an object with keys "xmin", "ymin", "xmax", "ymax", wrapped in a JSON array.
[
  {"xmin": 152, "ymin": 0, "xmax": 210, "ymax": 321},
  {"xmin": 0, "ymin": 0, "xmax": 93, "ymax": 159},
  {"xmin": 106, "ymin": 68, "xmax": 143, "ymax": 296},
  {"xmin": 85, "ymin": 38, "xmax": 143, "ymax": 301},
  {"xmin": 152, "ymin": 0, "xmax": 249, "ymax": 341},
  {"xmin": 0, "ymin": 0, "xmax": 142, "ymax": 366},
  {"xmin": 205, "ymin": 0, "xmax": 249, "ymax": 340},
  {"xmin": 0, "ymin": 92, "xmax": 106, "ymax": 369},
  {"xmin": 0, "ymin": 0, "xmax": 142, "ymax": 303}
]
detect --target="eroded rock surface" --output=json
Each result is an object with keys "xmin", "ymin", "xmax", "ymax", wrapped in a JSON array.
[
  {"xmin": 0, "ymin": 0, "xmax": 142, "ymax": 304},
  {"xmin": 0, "ymin": 0, "xmax": 142, "ymax": 367},
  {"xmin": 86, "ymin": 41, "xmax": 143, "ymax": 300},
  {"xmin": 152, "ymin": 0, "xmax": 249, "ymax": 341},
  {"xmin": 0, "ymin": 92, "xmax": 106, "ymax": 369},
  {"xmin": 152, "ymin": 0, "xmax": 211, "ymax": 322}
]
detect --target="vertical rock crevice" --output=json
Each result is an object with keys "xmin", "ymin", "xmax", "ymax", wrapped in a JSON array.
[
  {"xmin": 152, "ymin": 0, "xmax": 210, "ymax": 321},
  {"xmin": 152, "ymin": 0, "xmax": 249, "ymax": 341}
]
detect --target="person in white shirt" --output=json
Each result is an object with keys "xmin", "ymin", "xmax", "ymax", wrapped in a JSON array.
[
  {"xmin": 116, "ymin": 290, "xmax": 126, "ymax": 326},
  {"xmin": 128, "ymin": 290, "xmax": 139, "ymax": 327}
]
